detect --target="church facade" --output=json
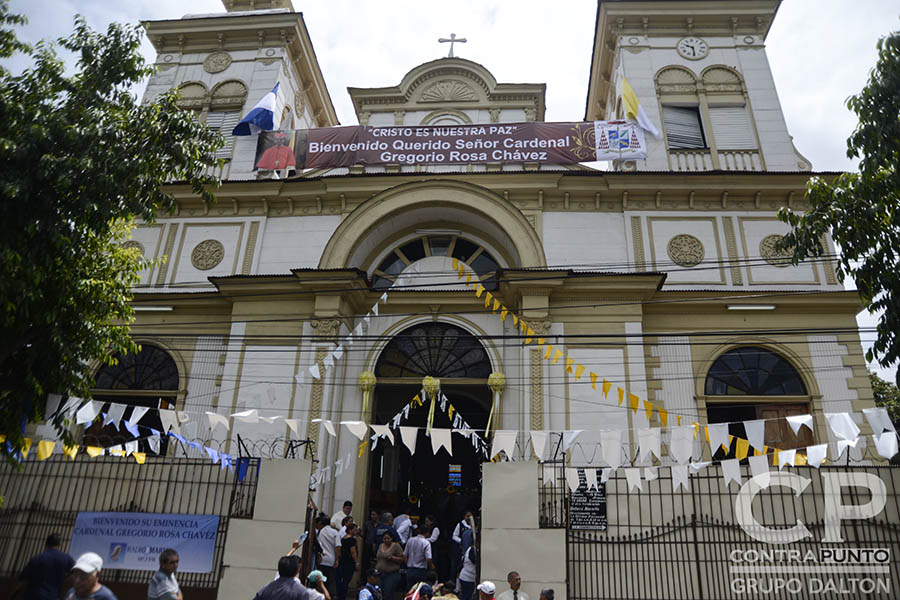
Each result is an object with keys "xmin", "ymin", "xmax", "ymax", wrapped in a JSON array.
[{"xmin": 82, "ymin": 0, "xmax": 889, "ymax": 596}]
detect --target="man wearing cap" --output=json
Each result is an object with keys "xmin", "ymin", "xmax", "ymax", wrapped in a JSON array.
[
  {"xmin": 476, "ymin": 582, "xmax": 496, "ymax": 600},
  {"xmin": 357, "ymin": 569, "xmax": 381, "ymax": 600},
  {"xmin": 496, "ymin": 572, "xmax": 527, "ymax": 600},
  {"xmin": 305, "ymin": 570, "xmax": 331, "ymax": 600},
  {"xmin": 147, "ymin": 549, "xmax": 181, "ymax": 600},
  {"xmin": 65, "ymin": 553, "xmax": 117, "ymax": 600}
]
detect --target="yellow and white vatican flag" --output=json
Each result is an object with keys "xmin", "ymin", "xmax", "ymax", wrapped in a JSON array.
[{"xmin": 621, "ymin": 76, "xmax": 660, "ymax": 138}]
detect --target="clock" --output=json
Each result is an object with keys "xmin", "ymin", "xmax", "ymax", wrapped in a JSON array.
[{"xmin": 676, "ymin": 37, "xmax": 709, "ymax": 60}]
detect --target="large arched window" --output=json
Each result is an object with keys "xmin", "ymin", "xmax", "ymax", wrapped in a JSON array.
[
  {"xmin": 372, "ymin": 234, "xmax": 500, "ymax": 291},
  {"xmin": 375, "ymin": 322, "xmax": 491, "ymax": 379},
  {"xmin": 87, "ymin": 344, "xmax": 179, "ymax": 448},
  {"xmin": 704, "ymin": 346, "xmax": 812, "ymax": 455}
]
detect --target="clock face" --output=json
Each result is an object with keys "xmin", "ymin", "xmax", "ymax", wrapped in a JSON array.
[{"xmin": 677, "ymin": 37, "xmax": 709, "ymax": 60}]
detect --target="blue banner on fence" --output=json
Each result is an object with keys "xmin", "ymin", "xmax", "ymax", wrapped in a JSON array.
[{"xmin": 70, "ymin": 512, "xmax": 220, "ymax": 572}]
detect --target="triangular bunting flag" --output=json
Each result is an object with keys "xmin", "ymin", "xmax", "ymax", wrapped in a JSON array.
[
  {"xmin": 431, "ymin": 428, "xmax": 453, "ymax": 456},
  {"xmin": 490, "ymin": 430, "xmax": 517, "ymax": 460},
  {"xmin": 399, "ymin": 426, "xmax": 418, "ymax": 454}
]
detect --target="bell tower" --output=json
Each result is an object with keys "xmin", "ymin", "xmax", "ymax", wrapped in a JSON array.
[{"xmin": 585, "ymin": 0, "xmax": 811, "ymax": 173}]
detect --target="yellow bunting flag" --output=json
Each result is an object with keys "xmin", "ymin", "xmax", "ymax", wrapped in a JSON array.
[
  {"xmin": 448, "ymin": 404, "xmax": 455, "ymax": 421},
  {"xmin": 63, "ymin": 444, "xmax": 79, "ymax": 460},
  {"xmin": 537, "ymin": 338, "xmax": 546, "ymax": 348},
  {"xmin": 484, "ymin": 291, "xmax": 493, "ymax": 307},
  {"xmin": 412, "ymin": 394, "xmax": 423, "ymax": 408},
  {"xmin": 590, "ymin": 371, "xmax": 598, "ymax": 390},
  {"xmin": 458, "ymin": 264, "xmax": 466, "ymax": 278},
  {"xmin": 629, "ymin": 393, "xmax": 640, "ymax": 413},
  {"xmin": 358, "ymin": 439, "xmax": 367, "ymax": 458},
  {"xmin": 727, "ymin": 435, "xmax": 735, "ymax": 451},
  {"xmin": 693, "ymin": 423, "xmax": 700, "ymax": 440},
  {"xmin": 617, "ymin": 387, "xmax": 624, "ymax": 406},
  {"xmin": 795, "ymin": 453, "xmax": 808, "ymax": 466},
  {"xmin": 657, "ymin": 406, "xmax": 668, "ymax": 427},
  {"xmin": 520, "ymin": 320, "xmax": 529, "ymax": 335},
  {"xmin": 552, "ymin": 349, "xmax": 563, "ymax": 364},
  {"xmin": 574, "ymin": 364, "xmax": 585, "ymax": 381},
  {"xmin": 475, "ymin": 284, "xmax": 485, "ymax": 298},
  {"xmin": 109, "ymin": 449, "xmax": 125, "ymax": 457},
  {"xmin": 0, "ymin": 434, "xmax": 5, "ymax": 443},
  {"xmin": 602, "ymin": 379, "xmax": 612, "ymax": 398},
  {"xmin": 677, "ymin": 415, "xmax": 683, "ymax": 426},
  {"xmin": 735, "ymin": 438, "xmax": 750, "ymax": 460},
  {"xmin": 643, "ymin": 400, "xmax": 654, "ymax": 421},
  {"xmin": 500, "ymin": 308, "xmax": 508, "ymax": 322},
  {"xmin": 86, "ymin": 446, "xmax": 104, "ymax": 458},
  {"xmin": 21, "ymin": 438, "xmax": 33, "ymax": 458},
  {"xmin": 544, "ymin": 344, "xmax": 554, "ymax": 360},
  {"xmin": 512, "ymin": 314, "xmax": 519, "ymax": 327},
  {"xmin": 565, "ymin": 357, "xmax": 574, "ymax": 374},
  {"xmin": 525, "ymin": 327, "xmax": 535, "ymax": 345},
  {"xmin": 771, "ymin": 449, "xmax": 779, "ymax": 466},
  {"xmin": 703, "ymin": 426, "xmax": 710, "ymax": 444},
  {"xmin": 452, "ymin": 257, "xmax": 459, "ymax": 270},
  {"xmin": 37, "ymin": 440, "xmax": 55, "ymax": 461},
  {"xmin": 492, "ymin": 299, "xmax": 501, "ymax": 312},
  {"xmin": 132, "ymin": 452, "xmax": 147, "ymax": 465}
]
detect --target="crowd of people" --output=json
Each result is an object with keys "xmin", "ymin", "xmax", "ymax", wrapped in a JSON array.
[{"xmin": 14, "ymin": 511, "xmax": 557, "ymax": 600}]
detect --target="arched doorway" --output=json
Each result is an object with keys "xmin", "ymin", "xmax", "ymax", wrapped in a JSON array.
[{"xmin": 368, "ymin": 321, "xmax": 492, "ymax": 575}]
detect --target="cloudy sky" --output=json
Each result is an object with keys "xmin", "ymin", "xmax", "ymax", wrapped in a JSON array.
[{"xmin": 7, "ymin": 0, "xmax": 899, "ymax": 379}]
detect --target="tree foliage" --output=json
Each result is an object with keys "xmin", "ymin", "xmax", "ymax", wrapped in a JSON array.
[
  {"xmin": 0, "ymin": 3, "xmax": 222, "ymax": 459},
  {"xmin": 779, "ymin": 31, "xmax": 900, "ymax": 384},
  {"xmin": 869, "ymin": 371, "xmax": 900, "ymax": 428}
]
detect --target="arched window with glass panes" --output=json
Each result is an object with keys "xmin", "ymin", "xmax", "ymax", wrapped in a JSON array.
[
  {"xmin": 704, "ymin": 346, "xmax": 813, "ymax": 458},
  {"xmin": 371, "ymin": 234, "xmax": 500, "ymax": 291}
]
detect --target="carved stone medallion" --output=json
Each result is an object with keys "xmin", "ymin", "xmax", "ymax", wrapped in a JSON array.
[
  {"xmin": 203, "ymin": 51, "xmax": 232, "ymax": 74},
  {"xmin": 294, "ymin": 90, "xmax": 306, "ymax": 118},
  {"xmin": 122, "ymin": 240, "xmax": 144, "ymax": 255},
  {"xmin": 191, "ymin": 239, "xmax": 225, "ymax": 270},
  {"xmin": 667, "ymin": 234, "xmax": 705, "ymax": 268},
  {"xmin": 759, "ymin": 234, "xmax": 793, "ymax": 267},
  {"xmin": 421, "ymin": 80, "xmax": 477, "ymax": 102}
]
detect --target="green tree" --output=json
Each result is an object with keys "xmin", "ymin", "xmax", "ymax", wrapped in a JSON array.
[
  {"xmin": 779, "ymin": 31, "xmax": 900, "ymax": 384},
  {"xmin": 869, "ymin": 371, "xmax": 900, "ymax": 427},
  {"xmin": 0, "ymin": 3, "xmax": 222, "ymax": 460}
]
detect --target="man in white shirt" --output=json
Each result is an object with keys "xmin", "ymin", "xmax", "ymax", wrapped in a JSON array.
[
  {"xmin": 496, "ymin": 572, "xmax": 527, "ymax": 600},
  {"xmin": 316, "ymin": 515, "xmax": 341, "ymax": 597},
  {"xmin": 147, "ymin": 549, "xmax": 181, "ymax": 600},
  {"xmin": 394, "ymin": 513, "xmax": 412, "ymax": 545},
  {"xmin": 331, "ymin": 500, "xmax": 353, "ymax": 530},
  {"xmin": 403, "ymin": 526, "xmax": 434, "ymax": 588}
]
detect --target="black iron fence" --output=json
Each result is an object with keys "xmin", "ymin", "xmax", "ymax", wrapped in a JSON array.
[
  {"xmin": 540, "ymin": 462, "xmax": 900, "ymax": 599},
  {"xmin": 0, "ymin": 453, "xmax": 259, "ymax": 590}
]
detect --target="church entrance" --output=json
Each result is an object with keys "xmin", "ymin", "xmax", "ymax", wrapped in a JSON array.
[{"xmin": 367, "ymin": 322, "xmax": 493, "ymax": 577}]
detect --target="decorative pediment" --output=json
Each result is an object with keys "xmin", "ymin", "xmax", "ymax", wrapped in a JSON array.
[
  {"xmin": 211, "ymin": 80, "xmax": 248, "ymax": 108},
  {"xmin": 175, "ymin": 82, "xmax": 208, "ymax": 109},
  {"xmin": 702, "ymin": 66, "xmax": 744, "ymax": 93},
  {"xmin": 420, "ymin": 79, "xmax": 478, "ymax": 102},
  {"xmin": 656, "ymin": 66, "xmax": 698, "ymax": 94}
]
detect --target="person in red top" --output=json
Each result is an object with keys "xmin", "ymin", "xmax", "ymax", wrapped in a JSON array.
[{"xmin": 256, "ymin": 131, "xmax": 296, "ymax": 170}]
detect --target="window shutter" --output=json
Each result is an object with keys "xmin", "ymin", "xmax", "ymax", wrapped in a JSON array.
[
  {"xmin": 708, "ymin": 106, "xmax": 757, "ymax": 149},
  {"xmin": 662, "ymin": 106, "xmax": 705, "ymax": 149},
  {"xmin": 206, "ymin": 110, "xmax": 242, "ymax": 159}
]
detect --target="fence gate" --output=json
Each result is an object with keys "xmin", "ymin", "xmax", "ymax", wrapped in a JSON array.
[
  {"xmin": 540, "ymin": 462, "xmax": 900, "ymax": 599},
  {"xmin": 0, "ymin": 454, "xmax": 260, "ymax": 600}
]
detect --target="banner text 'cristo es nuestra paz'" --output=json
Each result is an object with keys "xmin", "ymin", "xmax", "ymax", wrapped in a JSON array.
[{"xmin": 252, "ymin": 121, "xmax": 647, "ymax": 171}]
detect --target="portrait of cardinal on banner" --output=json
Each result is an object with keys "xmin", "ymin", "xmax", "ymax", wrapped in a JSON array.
[{"xmin": 254, "ymin": 129, "xmax": 308, "ymax": 171}]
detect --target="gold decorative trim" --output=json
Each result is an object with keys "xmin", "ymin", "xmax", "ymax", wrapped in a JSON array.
[
  {"xmin": 155, "ymin": 224, "xmax": 179, "ymax": 285},
  {"xmin": 191, "ymin": 239, "xmax": 225, "ymax": 270},
  {"xmin": 306, "ymin": 348, "xmax": 327, "ymax": 444},
  {"xmin": 530, "ymin": 349, "xmax": 544, "ymax": 430},
  {"xmin": 241, "ymin": 222, "xmax": 260, "ymax": 274},
  {"xmin": 722, "ymin": 217, "xmax": 743, "ymax": 285},
  {"xmin": 631, "ymin": 216, "xmax": 645, "ymax": 272}
]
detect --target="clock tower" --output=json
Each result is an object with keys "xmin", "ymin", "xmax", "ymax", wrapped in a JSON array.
[{"xmin": 586, "ymin": 0, "xmax": 811, "ymax": 173}]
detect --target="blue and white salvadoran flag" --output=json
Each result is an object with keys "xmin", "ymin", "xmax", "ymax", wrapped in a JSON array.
[{"xmin": 232, "ymin": 82, "xmax": 280, "ymax": 136}]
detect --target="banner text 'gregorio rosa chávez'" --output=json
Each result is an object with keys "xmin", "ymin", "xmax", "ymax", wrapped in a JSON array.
[{"xmin": 252, "ymin": 120, "xmax": 647, "ymax": 170}]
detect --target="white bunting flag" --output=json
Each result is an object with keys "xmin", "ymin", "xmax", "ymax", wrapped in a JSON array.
[
  {"xmin": 354, "ymin": 323, "xmax": 363, "ymax": 337},
  {"xmin": 825, "ymin": 412, "xmax": 860, "ymax": 441},
  {"xmin": 530, "ymin": 431, "xmax": 549, "ymax": 460},
  {"xmin": 744, "ymin": 420, "xmax": 766, "ymax": 452},
  {"xmin": 707, "ymin": 423, "xmax": 730, "ymax": 453},
  {"xmin": 45, "ymin": 394, "xmax": 62, "ymax": 419},
  {"xmin": 786, "ymin": 414, "xmax": 814, "ymax": 436},
  {"xmin": 748, "ymin": 454, "xmax": 770, "ymax": 479},
  {"xmin": 335, "ymin": 459, "xmax": 344, "ymax": 477},
  {"xmin": 294, "ymin": 372, "xmax": 306, "ymax": 386},
  {"xmin": 148, "ymin": 435, "xmax": 160, "ymax": 455},
  {"xmin": 637, "ymin": 427, "xmax": 661, "ymax": 462},
  {"xmin": 624, "ymin": 468, "xmax": 643, "ymax": 493},
  {"xmin": 370, "ymin": 424, "xmax": 394, "ymax": 446},
  {"xmin": 672, "ymin": 464, "xmax": 690, "ymax": 492},
  {"xmin": 689, "ymin": 461, "xmax": 711, "ymax": 473},
  {"xmin": 285, "ymin": 419, "xmax": 299, "ymax": 437},
  {"xmin": 124, "ymin": 440, "xmax": 138, "ymax": 456},
  {"xmin": 129, "ymin": 406, "xmax": 149, "ymax": 425},
  {"xmin": 341, "ymin": 421, "xmax": 368, "ymax": 441},
  {"xmin": 669, "ymin": 426, "xmax": 695, "ymax": 464},
  {"xmin": 431, "ymin": 428, "xmax": 453, "ymax": 456},
  {"xmin": 562, "ymin": 430, "xmax": 583, "ymax": 452},
  {"xmin": 863, "ymin": 407, "xmax": 896, "ymax": 434},
  {"xmin": 309, "ymin": 364, "xmax": 321, "ymax": 380},
  {"xmin": 60, "ymin": 396, "xmax": 81, "ymax": 419},
  {"xmin": 874, "ymin": 432, "xmax": 899, "ymax": 460},
  {"xmin": 600, "ymin": 429, "xmax": 623, "ymax": 470},
  {"xmin": 333, "ymin": 345, "xmax": 344, "ymax": 361},
  {"xmin": 75, "ymin": 401, "xmax": 101, "ymax": 426},
  {"xmin": 644, "ymin": 467, "xmax": 659, "ymax": 481},
  {"xmin": 231, "ymin": 409, "xmax": 258, "ymax": 424},
  {"xmin": 453, "ymin": 428, "xmax": 472, "ymax": 438},
  {"xmin": 158, "ymin": 409, "xmax": 179, "ymax": 433},
  {"xmin": 836, "ymin": 437, "xmax": 859, "ymax": 458},
  {"xmin": 206, "ymin": 412, "xmax": 230, "ymax": 432},
  {"xmin": 320, "ymin": 420, "xmax": 336, "ymax": 437},
  {"xmin": 364, "ymin": 315, "xmax": 370, "ymax": 327},
  {"xmin": 259, "ymin": 416, "xmax": 281, "ymax": 424},
  {"xmin": 399, "ymin": 426, "xmax": 418, "ymax": 454},
  {"xmin": 105, "ymin": 403, "xmax": 127, "ymax": 429},
  {"xmin": 565, "ymin": 468, "xmax": 581, "ymax": 492},
  {"xmin": 323, "ymin": 354, "xmax": 334, "ymax": 370},
  {"xmin": 600, "ymin": 468, "xmax": 612, "ymax": 484},
  {"xmin": 806, "ymin": 443, "xmax": 828, "ymax": 468},
  {"xmin": 778, "ymin": 449, "xmax": 797, "ymax": 470},
  {"xmin": 721, "ymin": 458, "xmax": 742, "ymax": 487},
  {"xmin": 177, "ymin": 411, "xmax": 190, "ymax": 424},
  {"xmin": 372, "ymin": 303, "xmax": 379, "ymax": 317},
  {"xmin": 380, "ymin": 292, "xmax": 388, "ymax": 304},
  {"xmin": 491, "ymin": 431, "xmax": 517, "ymax": 460}
]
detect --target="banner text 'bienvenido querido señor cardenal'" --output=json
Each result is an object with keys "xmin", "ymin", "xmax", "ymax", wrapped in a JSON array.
[{"xmin": 252, "ymin": 120, "xmax": 648, "ymax": 170}]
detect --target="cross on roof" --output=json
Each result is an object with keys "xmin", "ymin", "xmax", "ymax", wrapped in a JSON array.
[{"xmin": 438, "ymin": 33, "xmax": 467, "ymax": 58}]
